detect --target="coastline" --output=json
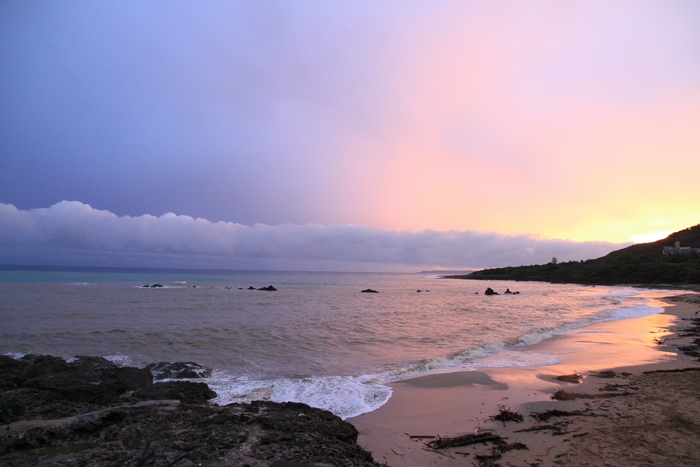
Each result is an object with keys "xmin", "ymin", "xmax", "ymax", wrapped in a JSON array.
[{"xmin": 349, "ymin": 292, "xmax": 700, "ymax": 466}]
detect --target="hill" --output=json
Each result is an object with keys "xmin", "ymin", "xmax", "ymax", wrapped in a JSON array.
[{"xmin": 448, "ymin": 224, "xmax": 700, "ymax": 286}]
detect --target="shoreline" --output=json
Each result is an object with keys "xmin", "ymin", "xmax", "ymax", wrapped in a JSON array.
[{"xmin": 349, "ymin": 292, "xmax": 700, "ymax": 466}]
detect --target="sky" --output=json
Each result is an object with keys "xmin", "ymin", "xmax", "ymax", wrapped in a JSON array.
[{"xmin": 1, "ymin": 1, "xmax": 699, "ymax": 272}]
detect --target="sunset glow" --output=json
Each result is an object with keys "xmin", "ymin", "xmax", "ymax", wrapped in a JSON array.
[
  {"xmin": 630, "ymin": 231, "xmax": 674, "ymax": 244},
  {"xmin": 1, "ymin": 1, "xmax": 698, "ymax": 270}
]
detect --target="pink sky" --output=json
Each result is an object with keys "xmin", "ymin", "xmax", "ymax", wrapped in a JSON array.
[{"xmin": 1, "ymin": 1, "xmax": 698, "ymax": 270}]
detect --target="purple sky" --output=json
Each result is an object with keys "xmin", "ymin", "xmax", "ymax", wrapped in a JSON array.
[{"xmin": 1, "ymin": 1, "xmax": 698, "ymax": 271}]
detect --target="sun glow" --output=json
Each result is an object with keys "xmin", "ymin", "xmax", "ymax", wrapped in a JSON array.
[{"xmin": 630, "ymin": 230, "xmax": 673, "ymax": 244}]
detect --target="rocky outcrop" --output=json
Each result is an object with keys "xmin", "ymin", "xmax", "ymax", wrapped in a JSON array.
[
  {"xmin": 485, "ymin": 287, "xmax": 498, "ymax": 295},
  {"xmin": 361, "ymin": 289, "xmax": 379, "ymax": 293},
  {"xmin": 0, "ymin": 355, "xmax": 379, "ymax": 466}
]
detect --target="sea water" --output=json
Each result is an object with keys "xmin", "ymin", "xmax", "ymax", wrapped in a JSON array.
[{"xmin": 0, "ymin": 266, "xmax": 671, "ymax": 419}]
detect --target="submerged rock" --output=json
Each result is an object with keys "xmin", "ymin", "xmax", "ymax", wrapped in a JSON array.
[
  {"xmin": 258, "ymin": 285, "xmax": 278, "ymax": 291},
  {"xmin": 361, "ymin": 289, "xmax": 379, "ymax": 293}
]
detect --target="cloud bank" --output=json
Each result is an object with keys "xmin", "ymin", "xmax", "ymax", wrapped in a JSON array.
[{"xmin": 0, "ymin": 201, "xmax": 624, "ymax": 272}]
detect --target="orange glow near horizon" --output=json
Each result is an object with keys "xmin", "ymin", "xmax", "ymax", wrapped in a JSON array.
[
  {"xmin": 334, "ymin": 79, "xmax": 700, "ymax": 244},
  {"xmin": 630, "ymin": 230, "xmax": 674, "ymax": 244}
]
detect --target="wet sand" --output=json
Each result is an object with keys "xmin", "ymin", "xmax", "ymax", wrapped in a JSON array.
[{"xmin": 349, "ymin": 293, "xmax": 700, "ymax": 466}]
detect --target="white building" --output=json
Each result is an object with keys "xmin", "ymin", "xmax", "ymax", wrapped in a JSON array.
[{"xmin": 662, "ymin": 241, "xmax": 700, "ymax": 255}]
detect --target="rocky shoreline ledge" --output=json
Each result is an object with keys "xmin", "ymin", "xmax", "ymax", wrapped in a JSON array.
[{"xmin": 0, "ymin": 355, "xmax": 379, "ymax": 466}]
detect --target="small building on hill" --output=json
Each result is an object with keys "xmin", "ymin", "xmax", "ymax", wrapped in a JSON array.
[{"xmin": 663, "ymin": 241, "xmax": 700, "ymax": 255}]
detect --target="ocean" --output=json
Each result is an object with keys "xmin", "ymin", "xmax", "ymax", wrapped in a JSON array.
[{"xmin": 0, "ymin": 266, "xmax": 670, "ymax": 419}]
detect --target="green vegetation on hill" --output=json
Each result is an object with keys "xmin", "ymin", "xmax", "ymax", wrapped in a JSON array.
[{"xmin": 451, "ymin": 224, "xmax": 700, "ymax": 286}]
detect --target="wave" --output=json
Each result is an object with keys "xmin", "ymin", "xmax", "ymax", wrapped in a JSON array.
[{"xmin": 205, "ymin": 373, "xmax": 392, "ymax": 420}]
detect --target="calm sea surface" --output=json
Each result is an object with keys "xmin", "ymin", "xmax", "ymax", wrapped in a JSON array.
[{"xmin": 0, "ymin": 266, "xmax": 671, "ymax": 418}]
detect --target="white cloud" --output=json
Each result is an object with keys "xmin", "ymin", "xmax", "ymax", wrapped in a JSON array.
[{"xmin": 0, "ymin": 201, "xmax": 624, "ymax": 271}]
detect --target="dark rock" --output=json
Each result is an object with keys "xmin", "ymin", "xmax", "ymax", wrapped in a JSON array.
[
  {"xmin": 0, "ymin": 355, "xmax": 380, "ymax": 466},
  {"xmin": 22, "ymin": 363, "xmax": 152, "ymax": 404},
  {"xmin": 248, "ymin": 286, "xmax": 256, "ymax": 290},
  {"xmin": 150, "ymin": 283, "xmax": 163, "ymax": 288},
  {"xmin": 132, "ymin": 381, "xmax": 216, "ymax": 404},
  {"xmin": 485, "ymin": 287, "xmax": 498, "ymax": 295},
  {"xmin": 258, "ymin": 285, "xmax": 278, "ymax": 291},
  {"xmin": 361, "ymin": 289, "xmax": 379, "ymax": 293}
]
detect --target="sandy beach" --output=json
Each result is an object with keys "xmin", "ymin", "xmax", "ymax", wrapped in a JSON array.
[{"xmin": 350, "ymin": 292, "xmax": 700, "ymax": 466}]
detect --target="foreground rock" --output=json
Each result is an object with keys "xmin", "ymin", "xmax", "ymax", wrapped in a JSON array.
[{"xmin": 0, "ymin": 355, "xmax": 379, "ymax": 466}]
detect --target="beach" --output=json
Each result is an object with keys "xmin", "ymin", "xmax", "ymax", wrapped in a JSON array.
[{"xmin": 350, "ymin": 292, "xmax": 700, "ymax": 466}]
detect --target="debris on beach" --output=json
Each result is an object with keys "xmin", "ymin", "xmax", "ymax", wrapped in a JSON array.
[
  {"xmin": 515, "ymin": 421, "xmax": 571, "ymax": 436},
  {"xmin": 555, "ymin": 372, "xmax": 582, "ymax": 383},
  {"xmin": 551, "ymin": 388, "xmax": 632, "ymax": 400},
  {"xmin": 529, "ymin": 409, "xmax": 585, "ymax": 422},
  {"xmin": 474, "ymin": 441, "xmax": 528, "ymax": 466},
  {"xmin": 599, "ymin": 382, "xmax": 627, "ymax": 392},
  {"xmin": 426, "ymin": 431, "xmax": 505, "ymax": 450},
  {"xmin": 427, "ymin": 432, "xmax": 528, "ymax": 465},
  {"xmin": 491, "ymin": 406, "xmax": 524, "ymax": 425}
]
